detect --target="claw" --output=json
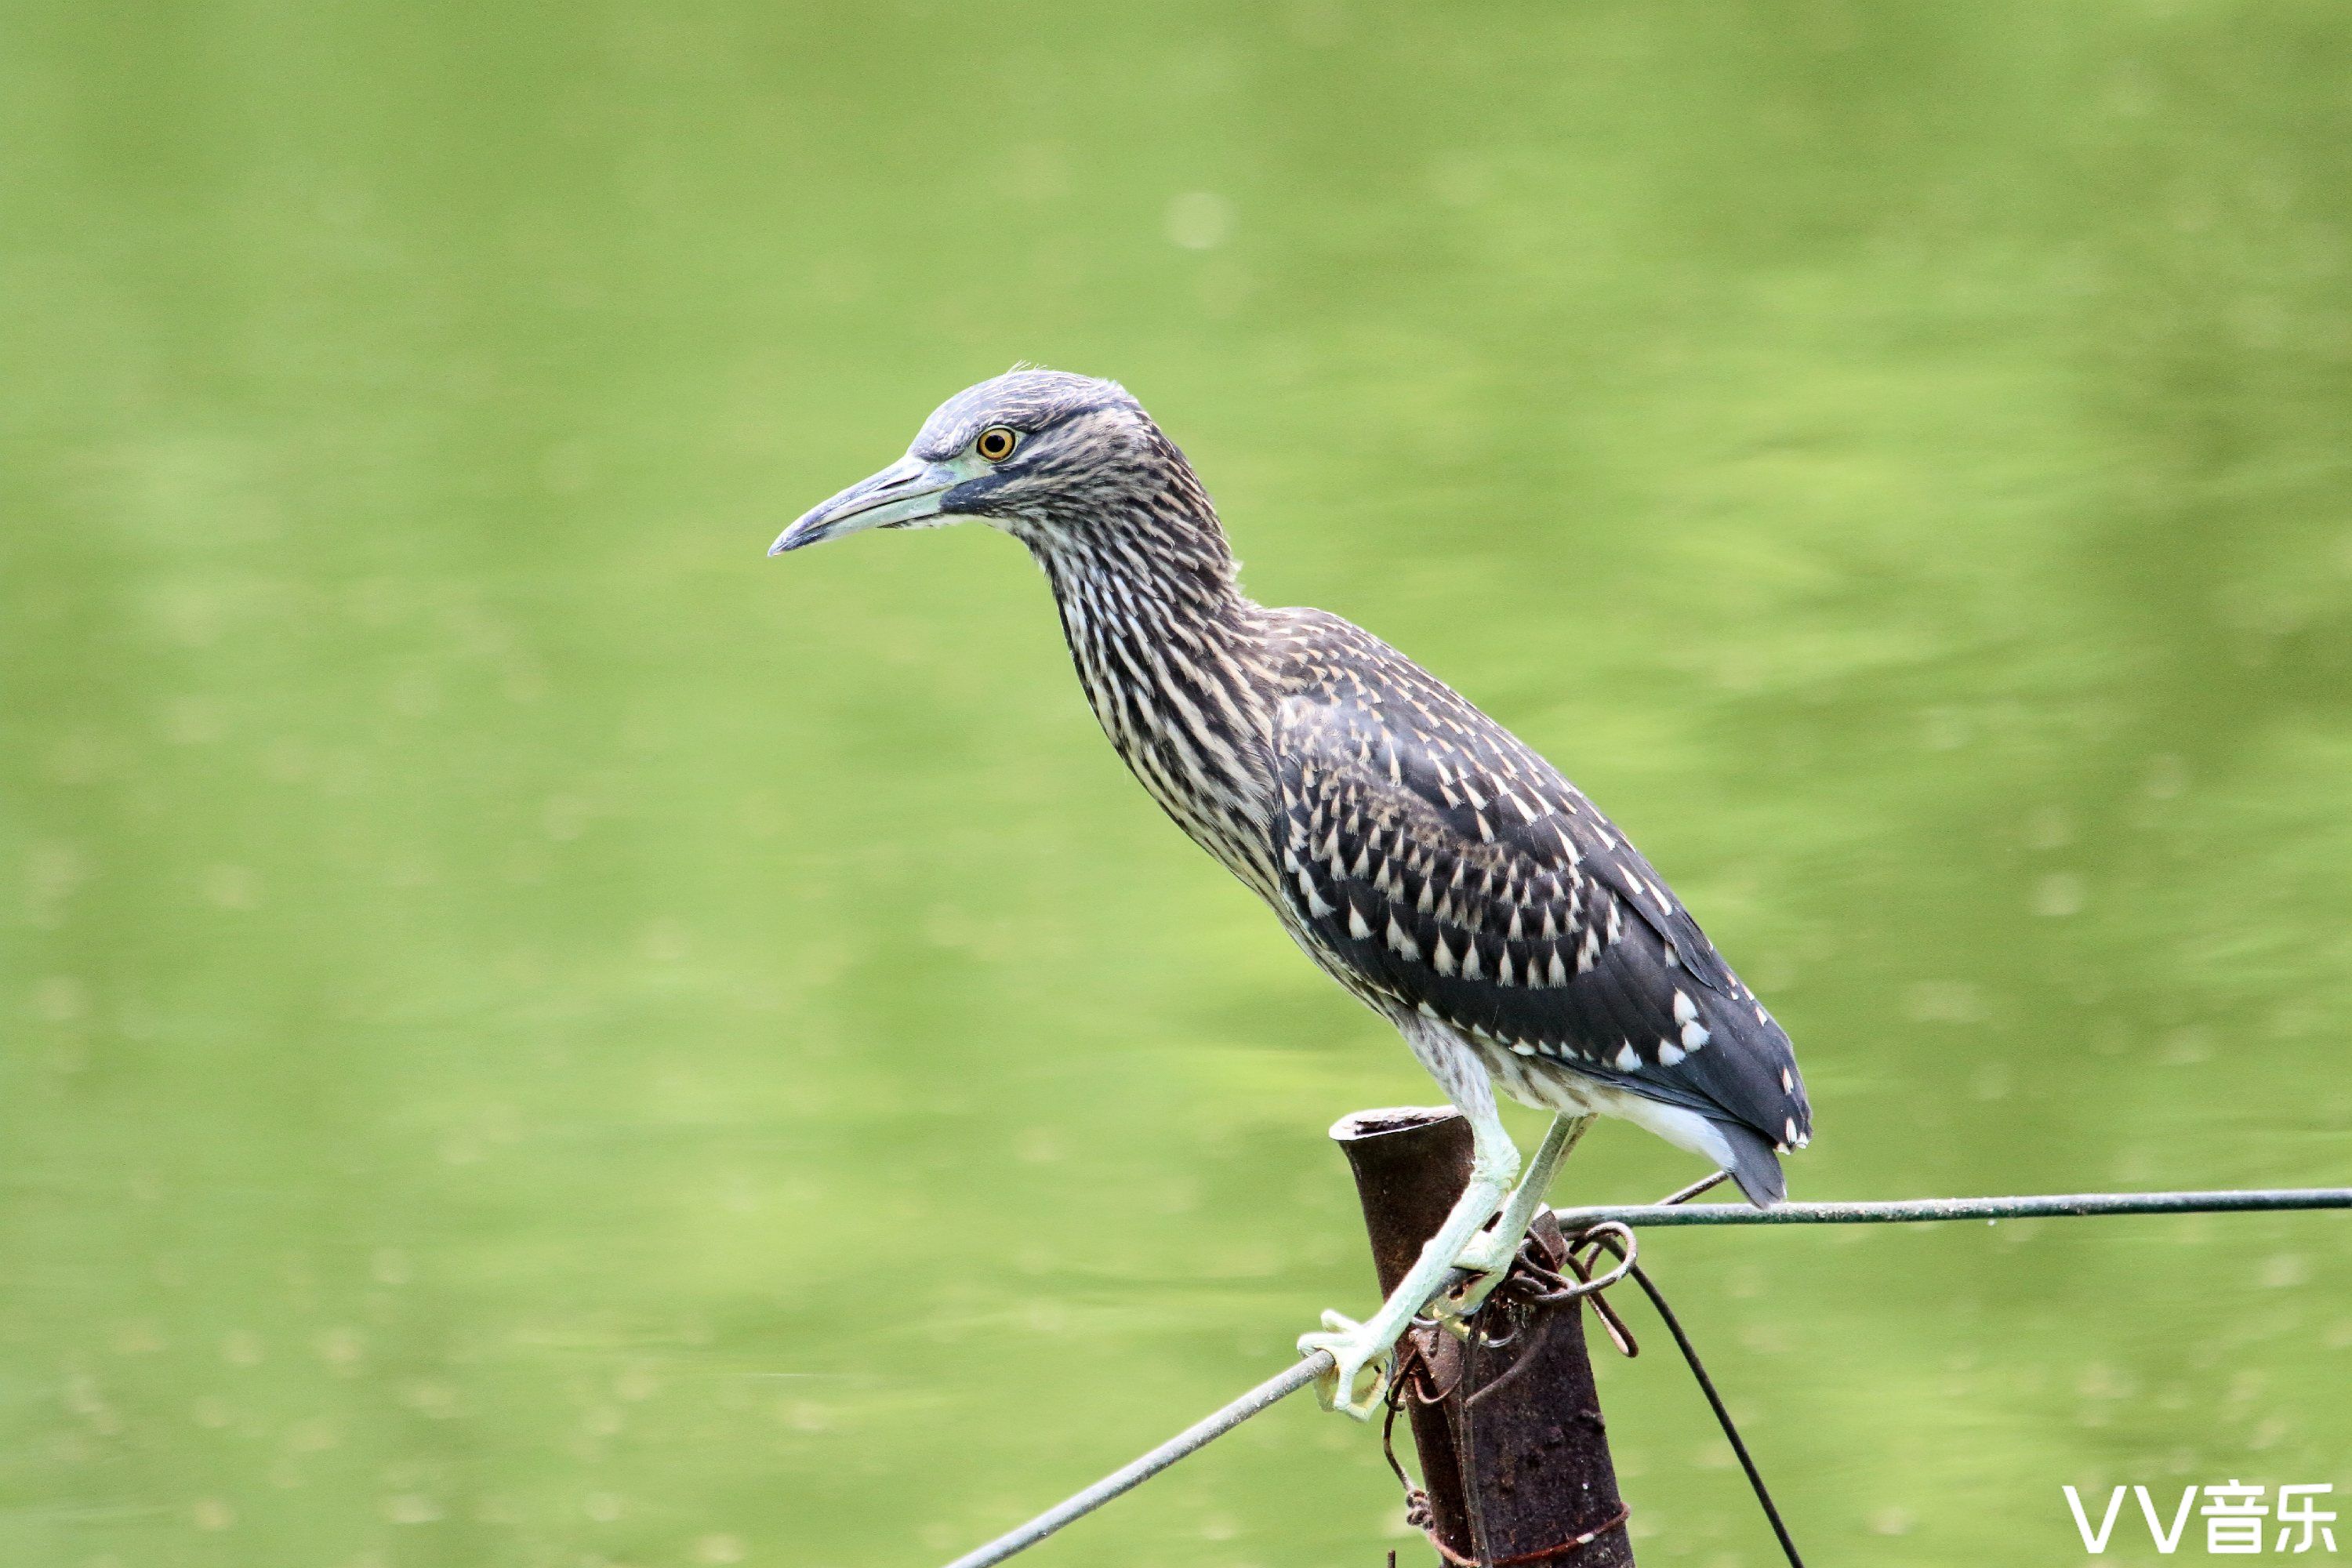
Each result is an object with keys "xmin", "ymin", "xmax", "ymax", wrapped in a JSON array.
[{"xmin": 1298, "ymin": 1311, "xmax": 1396, "ymax": 1421}]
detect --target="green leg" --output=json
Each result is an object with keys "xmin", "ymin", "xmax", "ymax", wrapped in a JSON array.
[
  {"xmin": 1298, "ymin": 1106, "xmax": 1519, "ymax": 1420},
  {"xmin": 1445, "ymin": 1112, "xmax": 1595, "ymax": 1308}
]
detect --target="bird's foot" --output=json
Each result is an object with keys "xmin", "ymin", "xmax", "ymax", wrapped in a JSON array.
[{"xmin": 1298, "ymin": 1309, "xmax": 1399, "ymax": 1421}]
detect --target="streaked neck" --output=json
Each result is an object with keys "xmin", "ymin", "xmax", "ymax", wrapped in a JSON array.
[{"xmin": 1024, "ymin": 503, "xmax": 1278, "ymax": 890}]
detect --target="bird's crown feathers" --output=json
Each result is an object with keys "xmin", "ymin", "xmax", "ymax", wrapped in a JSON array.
[{"xmin": 911, "ymin": 367, "xmax": 1139, "ymax": 460}]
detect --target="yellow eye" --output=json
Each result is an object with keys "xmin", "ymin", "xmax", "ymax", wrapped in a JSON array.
[{"xmin": 975, "ymin": 426, "xmax": 1018, "ymax": 463}]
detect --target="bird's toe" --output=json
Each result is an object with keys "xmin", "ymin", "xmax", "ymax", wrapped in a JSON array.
[{"xmin": 1297, "ymin": 1314, "xmax": 1394, "ymax": 1420}]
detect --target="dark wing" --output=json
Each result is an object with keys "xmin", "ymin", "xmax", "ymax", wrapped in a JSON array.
[{"xmin": 1269, "ymin": 615, "xmax": 1811, "ymax": 1156}]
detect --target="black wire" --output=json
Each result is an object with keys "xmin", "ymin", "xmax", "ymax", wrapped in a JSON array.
[
  {"xmin": 1655, "ymin": 1170, "xmax": 1731, "ymax": 1207},
  {"xmin": 1584, "ymin": 1233, "xmax": 1805, "ymax": 1568}
]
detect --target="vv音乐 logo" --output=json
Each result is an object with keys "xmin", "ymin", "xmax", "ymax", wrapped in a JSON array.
[{"xmin": 2066, "ymin": 1483, "xmax": 2338, "ymax": 1555}]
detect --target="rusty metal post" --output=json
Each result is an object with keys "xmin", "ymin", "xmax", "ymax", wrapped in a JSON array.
[{"xmin": 1334, "ymin": 1107, "xmax": 1635, "ymax": 1567}]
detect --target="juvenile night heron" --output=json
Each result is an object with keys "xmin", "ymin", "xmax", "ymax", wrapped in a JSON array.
[{"xmin": 775, "ymin": 369, "xmax": 1811, "ymax": 1416}]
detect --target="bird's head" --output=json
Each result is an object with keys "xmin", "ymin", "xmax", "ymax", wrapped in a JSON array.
[{"xmin": 771, "ymin": 368, "xmax": 1222, "ymax": 561}]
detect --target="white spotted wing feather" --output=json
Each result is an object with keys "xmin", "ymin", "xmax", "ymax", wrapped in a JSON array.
[{"xmin": 1266, "ymin": 611, "xmax": 1811, "ymax": 1202}]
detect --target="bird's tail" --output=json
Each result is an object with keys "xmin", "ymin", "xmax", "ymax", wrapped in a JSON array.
[{"xmin": 1711, "ymin": 1119, "xmax": 1787, "ymax": 1208}]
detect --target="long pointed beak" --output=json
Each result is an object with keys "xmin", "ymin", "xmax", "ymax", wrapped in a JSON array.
[{"xmin": 770, "ymin": 455, "xmax": 957, "ymax": 555}]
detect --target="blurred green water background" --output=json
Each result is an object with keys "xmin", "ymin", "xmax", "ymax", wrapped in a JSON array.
[{"xmin": 6, "ymin": 2, "xmax": 2352, "ymax": 1564}]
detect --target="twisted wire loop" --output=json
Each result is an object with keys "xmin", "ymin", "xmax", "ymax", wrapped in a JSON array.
[{"xmin": 1504, "ymin": 1222, "xmax": 1642, "ymax": 1358}]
